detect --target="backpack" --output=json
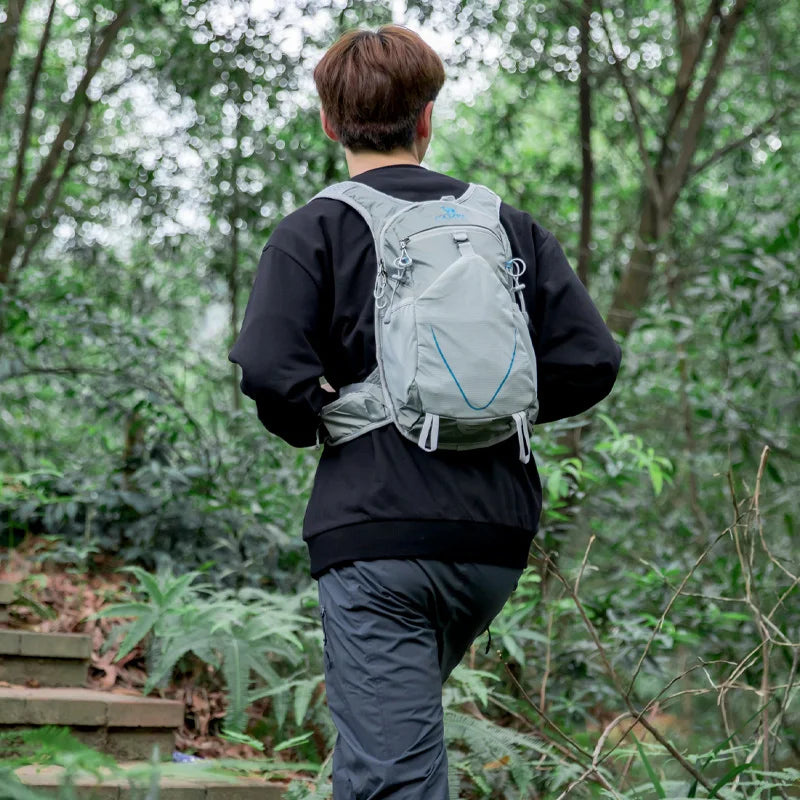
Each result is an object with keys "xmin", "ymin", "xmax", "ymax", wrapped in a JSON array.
[{"xmin": 313, "ymin": 180, "xmax": 539, "ymax": 463}]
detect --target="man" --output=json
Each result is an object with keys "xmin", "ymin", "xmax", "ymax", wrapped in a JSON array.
[{"xmin": 229, "ymin": 25, "xmax": 621, "ymax": 800}]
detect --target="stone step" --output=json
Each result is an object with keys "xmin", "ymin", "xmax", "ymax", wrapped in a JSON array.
[
  {"xmin": 0, "ymin": 580, "xmax": 14, "ymax": 624},
  {"xmin": 14, "ymin": 764, "xmax": 288, "ymax": 799},
  {"xmin": 0, "ymin": 580, "xmax": 14, "ymax": 604},
  {"xmin": 0, "ymin": 629, "xmax": 91, "ymax": 687},
  {"xmin": 0, "ymin": 687, "xmax": 184, "ymax": 760}
]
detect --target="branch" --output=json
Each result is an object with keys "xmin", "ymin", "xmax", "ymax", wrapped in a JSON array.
[
  {"xmin": 598, "ymin": 6, "xmax": 663, "ymax": 210},
  {"xmin": 0, "ymin": 3, "xmax": 133, "ymax": 284},
  {"xmin": 21, "ymin": 3, "xmax": 133, "ymax": 215},
  {"xmin": 16, "ymin": 102, "xmax": 92, "ymax": 276},
  {"xmin": 690, "ymin": 106, "xmax": 788, "ymax": 178},
  {"xmin": 0, "ymin": 0, "xmax": 28, "ymax": 119},
  {"xmin": 1, "ymin": 364, "xmax": 110, "ymax": 382},
  {"xmin": 498, "ymin": 652, "xmax": 624, "ymax": 798},
  {"xmin": 5, "ymin": 0, "xmax": 58, "ymax": 223},
  {"xmin": 1, "ymin": 60, "xmax": 149, "ymax": 290},
  {"xmin": 1, "ymin": 359, "xmax": 209, "ymax": 458},
  {"xmin": 665, "ymin": 0, "xmax": 751, "ymax": 209},
  {"xmin": 487, "ymin": 695, "xmax": 587, "ymax": 771},
  {"xmin": 659, "ymin": 0, "xmax": 722, "ymax": 165},
  {"xmin": 531, "ymin": 539, "xmax": 715, "ymax": 791}
]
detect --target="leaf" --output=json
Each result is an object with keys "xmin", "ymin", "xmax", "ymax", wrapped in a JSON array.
[
  {"xmin": 115, "ymin": 612, "xmax": 158, "ymax": 661},
  {"xmin": 161, "ymin": 571, "xmax": 200, "ymax": 606},
  {"xmin": 709, "ymin": 763, "xmax": 754, "ymax": 797},
  {"xmin": 93, "ymin": 602, "xmax": 152, "ymax": 619},
  {"xmin": 219, "ymin": 728, "xmax": 264, "ymax": 752},
  {"xmin": 483, "ymin": 755, "xmax": 510, "ymax": 770},
  {"xmin": 648, "ymin": 462, "xmax": 664, "ymax": 496},
  {"xmin": 633, "ymin": 735, "xmax": 665, "ymax": 799},
  {"xmin": 274, "ymin": 732, "xmax": 314, "ymax": 753},
  {"xmin": 500, "ymin": 634, "xmax": 526, "ymax": 665},
  {"xmin": 220, "ymin": 637, "xmax": 249, "ymax": 733},
  {"xmin": 293, "ymin": 678, "xmax": 317, "ymax": 726},
  {"xmin": 122, "ymin": 566, "xmax": 165, "ymax": 605}
]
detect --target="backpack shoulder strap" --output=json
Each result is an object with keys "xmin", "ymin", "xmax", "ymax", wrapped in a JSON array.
[
  {"xmin": 311, "ymin": 181, "xmax": 412, "ymax": 241},
  {"xmin": 458, "ymin": 183, "xmax": 502, "ymax": 221}
]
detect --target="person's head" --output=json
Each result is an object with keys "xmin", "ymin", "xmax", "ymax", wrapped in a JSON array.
[{"xmin": 313, "ymin": 25, "xmax": 445, "ymax": 161}]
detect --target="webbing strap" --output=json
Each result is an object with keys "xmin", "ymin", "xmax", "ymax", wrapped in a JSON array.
[
  {"xmin": 453, "ymin": 231, "xmax": 475, "ymax": 257},
  {"xmin": 513, "ymin": 412, "xmax": 531, "ymax": 464},
  {"xmin": 418, "ymin": 412, "xmax": 440, "ymax": 452}
]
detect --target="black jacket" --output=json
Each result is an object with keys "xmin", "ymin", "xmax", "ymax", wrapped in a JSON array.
[{"xmin": 229, "ymin": 164, "xmax": 621, "ymax": 578}]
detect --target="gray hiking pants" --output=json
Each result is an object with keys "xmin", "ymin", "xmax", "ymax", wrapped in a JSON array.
[{"xmin": 317, "ymin": 558, "xmax": 523, "ymax": 800}]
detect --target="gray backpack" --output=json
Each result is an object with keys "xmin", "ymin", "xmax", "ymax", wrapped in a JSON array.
[{"xmin": 314, "ymin": 180, "xmax": 539, "ymax": 462}]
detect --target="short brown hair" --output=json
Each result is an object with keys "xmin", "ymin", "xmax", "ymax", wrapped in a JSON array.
[{"xmin": 313, "ymin": 25, "xmax": 445, "ymax": 153}]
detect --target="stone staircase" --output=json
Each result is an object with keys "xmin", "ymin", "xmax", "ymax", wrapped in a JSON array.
[
  {"xmin": 13, "ymin": 764, "xmax": 288, "ymax": 799},
  {"xmin": 0, "ymin": 628, "xmax": 92, "ymax": 686},
  {"xmin": 0, "ymin": 580, "xmax": 289, "ymax": 798}
]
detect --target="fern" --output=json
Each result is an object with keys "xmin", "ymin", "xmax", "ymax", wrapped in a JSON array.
[
  {"xmin": 99, "ymin": 569, "xmax": 322, "ymax": 733},
  {"xmin": 220, "ymin": 635, "xmax": 250, "ymax": 732},
  {"xmin": 284, "ymin": 751, "xmax": 333, "ymax": 800},
  {"xmin": 444, "ymin": 711, "xmax": 550, "ymax": 799},
  {"xmin": 447, "ymin": 665, "xmax": 500, "ymax": 707}
]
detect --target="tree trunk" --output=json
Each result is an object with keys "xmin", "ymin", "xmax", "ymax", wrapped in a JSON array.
[
  {"xmin": 606, "ymin": 195, "xmax": 665, "ymax": 336},
  {"xmin": 577, "ymin": 0, "xmax": 594, "ymax": 290},
  {"xmin": 604, "ymin": 0, "xmax": 751, "ymax": 337},
  {"xmin": 563, "ymin": 0, "xmax": 596, "ymax": 459}
]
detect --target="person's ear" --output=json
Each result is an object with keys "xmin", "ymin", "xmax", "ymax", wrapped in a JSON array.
[
  {"xmin": 416, "ymin": 101, "xmax": 434, "ymax": 141},
  {"xmin": 320, "ymin": 109, "xmax": 339, "ymax": 142}
]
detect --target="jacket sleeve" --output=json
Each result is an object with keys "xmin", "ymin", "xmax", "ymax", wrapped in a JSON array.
[
  {"xmin": 529, "ymin": 229, "xmax": 622, "ymax": 424},
  {"xmin": 228, "ymin": 245, "xmax": 330, "ymax": 448}
]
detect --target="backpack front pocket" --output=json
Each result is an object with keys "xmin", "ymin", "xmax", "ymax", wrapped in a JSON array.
[{"xmin": 413, "ymin": 253, "xmax": 536, "ymax": 420}]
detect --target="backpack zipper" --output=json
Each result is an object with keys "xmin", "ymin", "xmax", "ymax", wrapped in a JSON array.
[{"xmin": 404, "ymin": 223, "xmax": 506, "ymax": 250}]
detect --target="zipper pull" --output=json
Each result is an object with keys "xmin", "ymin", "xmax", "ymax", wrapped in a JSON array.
[
  {"xmin": 390, "ymin": 239, "xmax": 412, "ymax": 286},
  {"xmin": 395, "ymin": 239, "xmax": 412, "ymax": 280},
  {"xmin": 374, "ymin": 261, "xmax": 388, "ymax": 310}
]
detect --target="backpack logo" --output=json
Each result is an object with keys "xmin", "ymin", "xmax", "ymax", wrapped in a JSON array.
[{"xmin": 435, "ymin": 205, "xmax": 466, "ymax": 221}]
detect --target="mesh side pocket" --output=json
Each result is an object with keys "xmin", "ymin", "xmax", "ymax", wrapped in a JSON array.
[{"xmin": 320, "ymin": 377, "xmax": 391, "ymax": 445}]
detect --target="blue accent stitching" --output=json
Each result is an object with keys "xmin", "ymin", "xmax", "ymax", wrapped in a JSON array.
[{"xmin": 430, "ymin": 326, "xmax": 517, "ymax": 411}]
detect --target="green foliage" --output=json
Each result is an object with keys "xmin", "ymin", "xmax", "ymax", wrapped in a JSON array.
[
  {"xmin": 1, "ymin": 0, "xmax": 799, "ymax": 796},
  {"xmin": 0, "ymin": 728, "xmax": 119, "ymax": 800},
  {"xmin": 0, "ymin": 728, "xmax": 323, "ymax": 800},
  {"xmin": 445, "ymin": 711, "xmax": 558, "ymax": 799},
  {"xmin": 0, "ymin": 727, "xmax": 117, "ymax": 773},
  {"xmin": 96, "ymin": 568, "xmax": 323, "ymax": 735}
]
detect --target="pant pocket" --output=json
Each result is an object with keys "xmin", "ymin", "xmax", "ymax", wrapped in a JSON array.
[{"xmin": 320, "ymin": 605, "xmax": 333, "ymax": 671}]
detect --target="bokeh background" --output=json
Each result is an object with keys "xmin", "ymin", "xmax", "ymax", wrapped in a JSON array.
[{"xmin": 1, "ymin": 1, "xmax": 798, "ymax": 797}]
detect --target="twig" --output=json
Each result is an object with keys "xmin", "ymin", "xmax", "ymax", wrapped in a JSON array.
[
  {"xmin": 499, "ymin": 653, "xmax": 594, "ymax": 762},
  {"xmin": 531, "ymin": 540, "xmax": 715, "ymax": 791},
  {"xmin": 487, "ymin": 695, "xmax": 581, "ymax": 767},
  {"xmin": 573, "ymin": 533, "xmax": 595, "ymax": 597},
  {"xmin": 539, "ymin": 607, "xmax": 554, "ymax": 713},
  {"xmin": 626, "ymin": 527, "xmax": 733, "ymax": 694}
]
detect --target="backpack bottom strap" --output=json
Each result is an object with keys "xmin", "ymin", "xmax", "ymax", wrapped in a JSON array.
[
  {"xmin": 513, "ymin": 411, "xmax": 532, "ymax": 464},
  {"xmin": 418, "ymin": 412, "xmax": 440, "ymax": 453}
]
